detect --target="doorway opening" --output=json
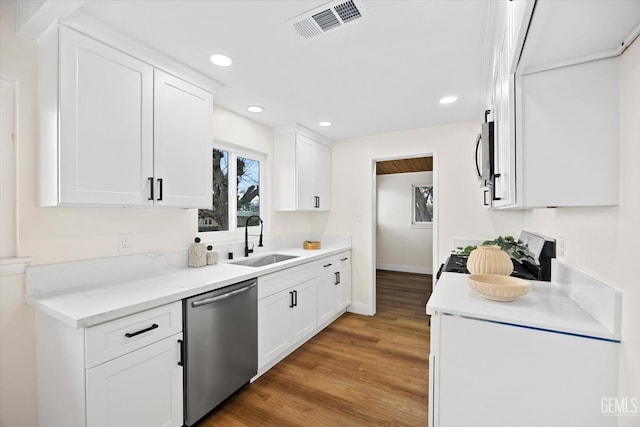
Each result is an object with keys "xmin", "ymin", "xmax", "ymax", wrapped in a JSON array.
[{"xmin": 370, "ymin": 154, "xmax": 437, "ymax": 315}]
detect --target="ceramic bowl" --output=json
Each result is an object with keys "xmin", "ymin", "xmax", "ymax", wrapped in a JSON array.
[{"xmin": 467, "ymin": 274, "xmax": 531, "ymax": 302}]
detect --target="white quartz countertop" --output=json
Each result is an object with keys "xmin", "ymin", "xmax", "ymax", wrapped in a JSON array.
[
  {"xmin": 30, "ymin": 244, "xmax": 350, "ymax": 329},
  {"xmin": 426, "ymin": 272, "xmax": 619, "ymax": 342}
]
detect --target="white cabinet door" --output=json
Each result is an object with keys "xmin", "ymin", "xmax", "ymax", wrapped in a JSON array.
[
  {"xmin": 274, "ymin": 127, "xmax": 331, "ymax": 212},
  {"xmin": 86, "ymin": 333, "xmax": 184, "ymax": 427},
  {"xmin": 336, "ymin": 266, "xmax": 352, "ymax": 311},
  {"xmin": 58, "ymin": 26, "xmax": 154, "ymax": 206},
  {"xmin": 291, "ymin": 279, "xmax": 317, "ymax": 343},
  {"xmin": 258, "ymin": 289, "xmax": 293, "ymax": 369},
  {"xmin": 317, "ymin": 272, "xmax": 336, "ymax": 325},
  {"xmin": 312, "ymin": 142, "xmax": 331, "ymax": 211},
  {"xmin": 492, "ymin": 25, "xmax": 516, "ymax": 208},
  {"xmin": 295, "ymin": 135, "xmax": 315, "ymax": 210},
  {"xmin": 154, "ymin": 70, "xmax": 213, "ymax": 208}
]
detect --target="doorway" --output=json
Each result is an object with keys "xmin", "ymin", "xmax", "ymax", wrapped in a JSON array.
[{"xmin": 370, "ymin": 154, "xmax": 437, "ymax": 315}]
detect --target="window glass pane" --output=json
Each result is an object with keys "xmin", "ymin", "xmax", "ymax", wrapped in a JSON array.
[
  {"xmin": 236, "ymin": 156, "xmax": 260, "ymax": 227},
  {"xmin": 414, "ymin": 185, "xmax": 434, "ymax": 222},
  {"xmin": 198, "ymin": 149, "xmax": 229, "ymax": 232}
]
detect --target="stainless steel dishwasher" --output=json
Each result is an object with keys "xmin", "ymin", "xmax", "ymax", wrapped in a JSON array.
[{"xmin": 182, "ymin": 278, "xmax": 258, "ymax": 426}]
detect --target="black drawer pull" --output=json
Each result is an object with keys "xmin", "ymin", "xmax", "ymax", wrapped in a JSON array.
[
  {"xmin": 323, "ymin": 263, "xmax": 333, "ymax": 268},
  {"xmin": 340, "ymin": 257, "xmax": 348, "ymax": 262},
  {"xmin": 125, "ymin": 323, "xmax": 159, "ymax": 338}
]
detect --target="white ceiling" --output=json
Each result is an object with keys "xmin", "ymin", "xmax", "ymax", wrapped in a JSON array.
[{"xmin": 75, "ymin": 0, "xmax": 490, "ymax": 141}]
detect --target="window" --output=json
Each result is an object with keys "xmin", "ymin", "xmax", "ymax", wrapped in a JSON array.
[
  {"xmin": 412, "ymin": 184, "xmax": 434, "ymax": 228},
  {"xmin": 198, "ymin": 146, "xmax": 263, "ymax": 233}
]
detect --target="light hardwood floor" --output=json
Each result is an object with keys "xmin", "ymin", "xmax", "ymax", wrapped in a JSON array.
[{"xmin": 200, "ymin": 270, "xmax": 432, "ymax": 426}]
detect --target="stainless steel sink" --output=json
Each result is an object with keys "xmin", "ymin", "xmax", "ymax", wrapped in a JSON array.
[{"xmin": 230, "ymin": 254, "xmax": 298, "ymax": 268}]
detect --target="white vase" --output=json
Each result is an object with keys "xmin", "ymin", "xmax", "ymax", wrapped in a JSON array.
[{"xmin": 467, "ymin": 245, "xmax": 513, "ymax": 276}]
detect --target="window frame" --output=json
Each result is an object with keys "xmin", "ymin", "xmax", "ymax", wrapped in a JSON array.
[
  {"xmin": 197, "ymin": 141, "xmax": 268, "ymax": 241},
  {"xmin": 410, "ymin": 183, "xmax": 434, "ymax": 229}
]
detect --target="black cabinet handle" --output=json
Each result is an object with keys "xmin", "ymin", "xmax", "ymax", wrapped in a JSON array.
[
  {"xmin": 492, "ymin": 174, "xmax": 502, "ymax": 201},
  {"xmin": 157, "ymin": 178, "xmax": 163, "ymax": 201},
  {"xmin": 334, "ymin": 271, "xmax": 340, "ymax": 285},
  {"xmin": 125, "ymin": 323, "xmax": 159, "ymax": 338},
  {"xmin": 178, "ymin": 339, "xmax": 184, "ymax": 366},
  {"xmin": 323, "ymin": 263, "xmax": 333, "ymax": 268},
  {"xmin": 293, "ymin": 290, "xmax": 298, "ymax": 307},
  {"xmin": 148, "ymin": 177, "xmax": 154, "ymax": 201},
  {"xmin": 289, "ymin": 291, "xmax": 294, "ymax": 308},
  {"xmin": 340, "ymin": 257, "xmax": 348, "ymax": 262},
  {"xmin": 314, "ymin": 196, "xmax": 320, "ymax": 208}
]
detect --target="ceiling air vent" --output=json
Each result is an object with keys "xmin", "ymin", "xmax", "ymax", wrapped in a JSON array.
[{"xmin": 287, "ymin": 0, "xmax": 369, "ymax": 40}]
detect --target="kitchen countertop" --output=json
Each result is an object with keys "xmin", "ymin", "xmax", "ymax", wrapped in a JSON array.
[
  {"xmin": 30, "ymin": 244, "xmax": 351, "ymax": 329},
  {"xmin": 426, "ymin": 272, "xmax": 620, "ymax": 342}
]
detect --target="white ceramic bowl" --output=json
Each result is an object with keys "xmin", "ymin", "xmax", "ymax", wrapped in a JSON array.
[{"xmin": 467, "ymin": 274, "xmax": 531, "ymax": 302}]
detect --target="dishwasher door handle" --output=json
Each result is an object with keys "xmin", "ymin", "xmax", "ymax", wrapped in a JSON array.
[{"xmin": 191, "ymin": 283, "xmax": 257, "ymax": 308}]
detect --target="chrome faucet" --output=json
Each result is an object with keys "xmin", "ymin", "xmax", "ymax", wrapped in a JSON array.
[{"xmin": 244, "ymin": 215, "xmax": 264, "ymax": 257}]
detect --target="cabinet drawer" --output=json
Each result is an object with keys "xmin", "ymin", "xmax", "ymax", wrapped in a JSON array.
[
  {"xmin": 317, "ymin": 256, "xmax": 338, "ymax": 276},
  {"xmin": 85, "ymin": 302, "xmax": 182, "ymax": 368},
  {"xmin": 258, "ymin": 262, "xmax": 315, "ymax": 300},
  {"xmin": 336, "ymin": 251, "xmax": 351, "ymax": 267}
]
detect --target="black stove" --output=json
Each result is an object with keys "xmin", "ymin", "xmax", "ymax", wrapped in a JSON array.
[
  {"xmin": 437, "ymin": 231, "xmax": 556, "ymax": 282},
  {"xmin": 440, "ymin": 254, "xmax": 538, "ymax": 280}
]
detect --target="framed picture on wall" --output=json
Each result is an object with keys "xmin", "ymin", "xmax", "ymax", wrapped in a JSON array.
[{"xmin": 412, "ymin": 184, "xmax": 433, "ymax": 228}]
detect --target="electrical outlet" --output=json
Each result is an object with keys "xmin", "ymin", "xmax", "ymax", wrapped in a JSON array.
[{"xmin": 118, "ymin": 234, "xmax": 132, "ymax": 252}]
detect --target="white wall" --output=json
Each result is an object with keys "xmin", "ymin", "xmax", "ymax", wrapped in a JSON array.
[
  {"xmin": 323, "ymin": 122, "xmax": 524, "ymax": 311},
  {"xmin": 376, "ymin": 171, "xmax": 433, "ymax": 274},
  {"xmin": 523, "ymin": 38, "xmax": 640, "ymax": 425}
]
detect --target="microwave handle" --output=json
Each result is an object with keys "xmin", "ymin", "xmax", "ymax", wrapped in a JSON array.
[{"xmin": 474, "ymin": 133, "xmax": 482, "ymax": 180}]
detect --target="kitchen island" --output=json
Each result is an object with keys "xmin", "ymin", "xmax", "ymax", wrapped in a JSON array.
[{"xmin": 426, "ymin": 262, "xmax": 621, "ymax": 427}]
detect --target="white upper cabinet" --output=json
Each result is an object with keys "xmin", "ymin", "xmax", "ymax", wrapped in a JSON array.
[
  {"xmin": 485, "ymin": 0, "xmax": 629, "ymax": 209},
  {"xmin": 38, "ymin": 25, "xmax": 214, "ymax": 208},
  {"xmin": 274, "ymin": 125, "xmax": 331, "ymax": 211}
]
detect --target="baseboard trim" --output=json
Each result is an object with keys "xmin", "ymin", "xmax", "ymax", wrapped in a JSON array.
[
  {"xmin": 376, "ymin": 263, "xmax": 433, "ymax": 275},
  {"xmin": 347, "ymin": 302, "xmax": 372, "ymax": 316}
]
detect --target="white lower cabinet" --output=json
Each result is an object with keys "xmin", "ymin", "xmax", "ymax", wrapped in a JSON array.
[
  {"xmin": 87, "ymin": 334, "xmax": 184, "ymax": 427},
  {"xmin": 258, "ymin": 278, "xmax": 317, "ymax": 370},
  {"xmin": 429, "ymin": 314, "xmax": 618, "ymax": 427},
  {"xmin": 317, "ymin": 251, "xmax": 352, "ymax": 327},
  {"xmin": 36, "ymin": 301, "xmax": 184, "ymax": 427},
  {"xmin": 257, "ymin": 251, "xmax": 352, "ymax": 374}
]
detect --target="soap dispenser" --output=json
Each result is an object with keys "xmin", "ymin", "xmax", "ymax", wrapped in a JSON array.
[
  {"xmin": 188, "ymin": 237, "xmax": 206, "ymax": 267},
  {"xmin": 206, "ymin": 245, "xmax": 218, "ymax": 265}
]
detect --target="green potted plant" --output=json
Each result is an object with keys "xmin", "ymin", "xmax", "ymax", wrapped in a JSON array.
[{"xmin": 453, "ymin": 235, "xmax": 528, "ymax": 260}]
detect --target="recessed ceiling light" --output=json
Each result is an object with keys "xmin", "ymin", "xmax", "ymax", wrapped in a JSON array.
[
  {"xmin": 210, "ymin": 54, "xmax": 232, "ymax": 67},
  {"xmin": 439, "ymin": 96, "xmax": 458, "ymax": 104},
  {"xmin": 247, "ymin": 105, "xmax": 263, "ymax": 113},
  {"xmin": 318, "ymin": 121, "xmax": 332, "ymax": 127}
]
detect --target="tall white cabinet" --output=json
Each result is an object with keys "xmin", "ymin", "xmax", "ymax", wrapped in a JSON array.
[
  {"xmin": 38, "ymin": 24, "xmax": 214, "ymax": 208},
  {"xmin": 274, "ymin": 125, "xmax": 331, "ymax": 211}
]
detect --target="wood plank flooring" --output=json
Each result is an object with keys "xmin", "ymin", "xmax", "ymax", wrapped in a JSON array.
[{"xmin": 200, "ymin": 270, "xmax": 432, "ymax": 426}]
